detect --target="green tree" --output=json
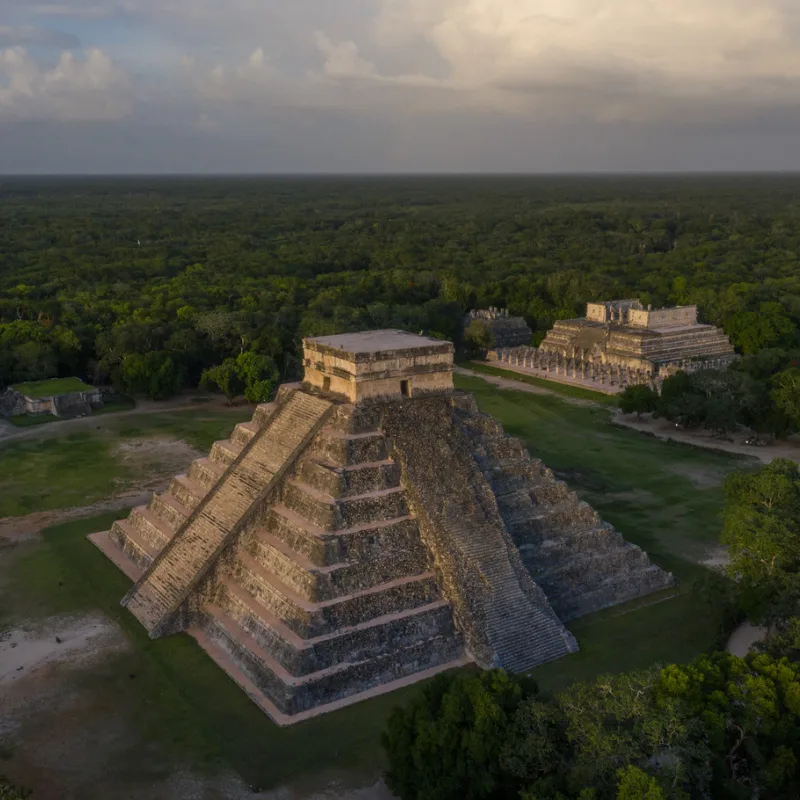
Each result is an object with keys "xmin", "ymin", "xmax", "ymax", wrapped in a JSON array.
[
  {"xmin": 615, "ymin": 766, "xmax": 665, "ymax": 800},
  {"xmin": 382, "ymin": 670, "xmax": 525, "ymax": 800},
  {"xmin": 772, "ymin": 368, "xmax": 800, "ymax": 432},
  {"xmin": 721, "ymin": 459, "xmax": 800, "ymax": 625},
  {"xmin": 618, "ymin": 385, "xmax": 659, "ymax": 419},
  {"xmin": 235, "ymin": 351, "xmax": 279, "ymax": 404},
  {"xmin": 464, "ymin": 320, "xmax": 495, "ymax": 355},
  {"xmin": 118, "ymin": 351, "xmax": 181, "ymax": 400},
  {"xmin": 0, "ymin": 776, "xmax": 30, "ymax": 799},
  {"xmin": 201, "ymin": 359, "xmax": 243, "ymax": 404}
]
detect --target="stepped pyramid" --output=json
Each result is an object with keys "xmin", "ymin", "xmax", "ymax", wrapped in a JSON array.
[{"xmin": 90, "ymin": 330, "xmax": 673, "ymax": 724}]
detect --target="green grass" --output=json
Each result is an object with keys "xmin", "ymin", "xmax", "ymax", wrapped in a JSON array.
[
  {"xmin": 11, "ymin": 377, "xmax": 93, "ymax": 398},
  {"xmin": 2, "ymin": 513, "xmax": 437, "ymax": 791},
  {"xmin": 0, "ymin": 408, "xmax": 252, "ymax": 518},
  {"xmin": 8, "ymin": 413, "xmax": 59, "ymax": 428},
  {"xmin": 467, "ymin": 361, "xmax": 620, "ymax": 405},
  {"xmin": 94, "ymin": 397, "xmax": 137, "ymax": 414}
]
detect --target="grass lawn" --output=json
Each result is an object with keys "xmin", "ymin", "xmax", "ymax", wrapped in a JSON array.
[
  {"xmin": 2, "ymin": 513, "xmax": 434, "ymax": 791},
  {"xmin": 468, "ymin": 361, "xmax": 620, "ymax": 405},
  {"xmin": 9, "ymin": 413, "xmax": 59, "ymax": 428},
  {"xmin": 94, "ymin": 397, "xmax": 137, "ymax": 414},
  {"xmin": 11, "ymin": 377, "xmax": 94, "ymax": 398},
  {"xmin": 0, "ymin": 407, "xmax": 252, "ymax": 518}
]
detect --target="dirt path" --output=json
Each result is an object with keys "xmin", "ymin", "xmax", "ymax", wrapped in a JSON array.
[
  {"xmin": 613, "ymin": 412, "xmax": 800, "ymax": 465},
  {"xmin": 454, "ymin": 366, "xmax": 594, "ymax": 406},
  {"xmin": 0, "ymin": 486, "xmax": 170, "ymax": 542},
  {"xmin": 0, "ymin": 395, "xmax": 239, "ymax": 445},
  {"xmin": 726, "ymin": 620, "xmax": 769, "ymax": 657}
]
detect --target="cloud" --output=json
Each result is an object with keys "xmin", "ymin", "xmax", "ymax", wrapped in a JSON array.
[
  {"xmin": 0, "ymin": 25, "xmax": 81, "ymax": 49},
  {"xmin": 368, "ymin": 0, "xmax": 800, "ymax": 122},
  {"xmin": 20, "ymin": 3, "xmax": 114, "ymax": 20},
  {"xmin": 0, "ymin": 47, "xmax": 132, "ymax": 123}
]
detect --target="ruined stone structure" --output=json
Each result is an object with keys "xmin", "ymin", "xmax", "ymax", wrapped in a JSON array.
[
  {"xmin": 0, "ymin": 382, "xmax": 103, "ymax": 418},
  {"xmin": 466, "ymin": 308, "xmax": 532, "ymax": 348},
  {"xmin": 491, "ymin": 300, "xmax": 735, "ymax": 392},
  {"xmin": 89, "ymin": 330, "xmax": 672, "ymax": 724}
]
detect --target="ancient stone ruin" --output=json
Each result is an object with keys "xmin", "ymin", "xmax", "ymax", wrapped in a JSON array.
[
  {"xmin": 491, "ymin": 300, "xmax": 735, "ymax": 392},
  {"xmin": 466, "ymin": 308, "xmax": 532, "ymax": 348},
  {"xmin": 89, "ymin": 330, "xmax": 672, "ymax": 724},
  {"xmin": 0, "ymin": 380, "xmax": 103, "ymax": 418}
]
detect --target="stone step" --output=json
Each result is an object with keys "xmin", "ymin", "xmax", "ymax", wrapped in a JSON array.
[
  {"xmin": 457, "ymin": 415, "xmax": 505, "ymax": 438},
  {"xmin": 218, "ymin": 577, "xmax": 455, "ymax": 676},
  {"xmin": 128, "ymin": 505, "xmax": 173, "ymax": 548},
  {"xmin": 234, "ymin": 553, "xmax": 441, "ymax": 639},
  {"xmin": 167, "ymin": 475, "xmax": 206, "ymax": 512},
  {"xmin": 252, "ymin": 402, "xmax": 277, "ymax": 427},
  {"xmin": 552, "ymin": 565, "xmax": 675, "ymax": 621},
  {"xmin": 122, "ymin": 390, "xmax": 334, "ymax": 635},
  {"xmin": 149, "ymin": 492, "xmax": 191, "ymax": 530},
  {"xmin": 281, "ymin": 480, "xmax": 409, "ymax": 532},
  {"xmin": 516, "ymin": 526, "xmax": 620, "ymax": 570},
  {"xmin": 201, "ymin": 603, "xmax": 463, "ymax": 717},
  {"xmin": 506, "ymin": 500, "xmax": 600, "ymax": 539},
  {"xmin": 109, "ymin": 518, "xmax": 158, "ymax": 570},
  {"xmin": 188, "ymin": 457, "xmax": 226, "ymax": 489},
  {"xmin": 231, "ymin": 421, "xmax": 260, "ymax": 447},
  {"xmin": 209, "ymin": 438, "xmax": 243, "ymax": 467},
  {"xmin": 265, "ymin": 504, "xmax": 419, "ymax": 567},
  {"xmin": 299, "ymin": 458, "xmax": 400, "ymax": 498},
  {"xmin": 249, "ymin": 528, "xmax": 427, "ymax": 602},
  {"xmin": 479, "ymin": 437, "xmax": 527, "ymax": 461},
  {"xmin": 532, "ymin": 546, "xmax": 651, "ymax": 595},
  {"xmin": 313, "ymin": 428, "xmax": 388, "ymax": 466}
]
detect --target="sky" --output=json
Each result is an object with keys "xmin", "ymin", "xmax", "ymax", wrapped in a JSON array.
[{"xmin": 1, "ymin": 1, "xmax": 800, "ymax": 174}]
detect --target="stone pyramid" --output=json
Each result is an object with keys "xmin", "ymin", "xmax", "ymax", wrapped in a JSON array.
[{"xmin": 90, "ymin": 330, "xmax": 672, "ymax": 724}]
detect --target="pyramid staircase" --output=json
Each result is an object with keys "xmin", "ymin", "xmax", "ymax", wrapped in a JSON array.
[
  {"xmin": 91, "ymin": 388, "xmax": 466, "ymax": 723},
  {"xmin": 454, "ymin": 398, "xmax": 674, "ymax": 620},
  {"xmin": 380, "ymin": 396, "xmax": 578, "ymax": 671}
]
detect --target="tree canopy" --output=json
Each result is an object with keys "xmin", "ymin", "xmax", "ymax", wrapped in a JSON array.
[{"xmin": 1, "ymin": 176, "xmax": 799, "ymax": 408}]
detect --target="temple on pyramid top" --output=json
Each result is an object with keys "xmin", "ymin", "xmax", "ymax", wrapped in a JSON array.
[
  {"xmin": 89, "ymin": 329, "xmax": 673, "ymax": 725},
  {"xmin": 302, "ymin": 330, "xmax": 454, "ymax": 403}
]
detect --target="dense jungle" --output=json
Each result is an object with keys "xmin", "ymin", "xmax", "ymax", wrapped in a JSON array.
[{"xmin": 1, "ymin": 175, "xmax": 799, "ymax": 401}]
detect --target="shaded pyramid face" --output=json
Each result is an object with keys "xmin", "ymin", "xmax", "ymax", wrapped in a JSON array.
[{"xmin": 90, "ymin": 368, "xmax": 672, "ymax": 724}]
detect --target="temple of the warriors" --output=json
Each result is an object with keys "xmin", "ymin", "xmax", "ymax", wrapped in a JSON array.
[
  {"xmin": 465, "ymin": 308, "xmax": 532, "ymax": 348},
  {"xmin": 89, "ymin": 330, "xmax": 672, "ymax": 724},
  {"xmin": 492, "ymin": 300, "xmax": 735, "ymax": 391}
]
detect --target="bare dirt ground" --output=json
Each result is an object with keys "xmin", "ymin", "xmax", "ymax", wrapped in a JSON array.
[
  {"xmin": 614, "ymin": 412, "xmax": 800, "ymax": 466},
  {"xmin": 0, "ymin": 492, "xmax": 155, "ymax": 542},
  {"xmin": 115, "ymin": 437, "xmax": 204, "ymax": 487}
]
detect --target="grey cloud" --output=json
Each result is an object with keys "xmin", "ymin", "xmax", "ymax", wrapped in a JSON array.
[{"xmin": 0, "ymin": 25, "xmax": 81, "ymax": 48}]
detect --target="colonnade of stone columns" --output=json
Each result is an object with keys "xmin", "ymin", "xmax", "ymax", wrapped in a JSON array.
[{"xmin": 494, "ymin": 347, "xmax": 656, "ymax": 390}]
